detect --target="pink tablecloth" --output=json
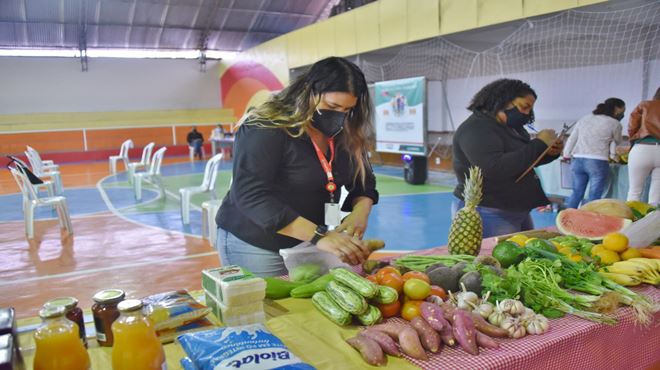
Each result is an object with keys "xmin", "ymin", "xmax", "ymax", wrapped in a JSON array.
[{"xmin": 388, "ymin": 237, "xmax": 660, "ymax": 370}]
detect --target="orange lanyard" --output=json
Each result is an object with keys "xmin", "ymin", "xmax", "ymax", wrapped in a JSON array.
[{"xmin": 310, "ymin": 138, "xmax": 337, "ymax": 200}]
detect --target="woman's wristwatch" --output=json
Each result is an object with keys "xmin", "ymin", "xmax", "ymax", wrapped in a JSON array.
[{"xmin": 310, "ymin": 225, "xmax": 328, "ymax": 245}]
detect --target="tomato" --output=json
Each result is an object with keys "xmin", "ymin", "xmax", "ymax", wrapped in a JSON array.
[
  {"xmin": 403, "ymin": 278, "xmax": 431, "ymax": 300},
  {"xmin": 379, "ymin": 273, "xmax": 404, "ymax": 294},
  {"xmin": 376, "ymin": 266, "xmax": 402, "ymax": 282},
  {"xmin": 429, "ymin": 285, "xmax": 447, "ymax": 300},
  {"xmin": 377, "ymin": 300, "xmax": 401, "ymax": 318},
  {"xmin": 402, "ymin": 271, "xmax": 431, "ymax": 284},
  {"xmin": 366, "ymin": 274, "xmax": 379, "ymax": 284},
  {"xmin": 400, "ymin": 300, "xmax": 424, "ymax": 321}
]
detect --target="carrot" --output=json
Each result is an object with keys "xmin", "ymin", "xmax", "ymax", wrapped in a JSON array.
[{"xmin": 639, "ymin": 247, "xmax": 660, "ymax": 259}]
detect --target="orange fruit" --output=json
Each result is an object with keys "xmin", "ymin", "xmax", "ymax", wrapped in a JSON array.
[
  {"xmin": 401, "ymin": 271, "xmax": 431, "ymax": 284},
  {"xmin": 594, "ymin": 249, "xmax": 621, "ymax": 265},
  {"xmin": 603, "ymin": 233, "xmax": 629, "ymax": 253}
]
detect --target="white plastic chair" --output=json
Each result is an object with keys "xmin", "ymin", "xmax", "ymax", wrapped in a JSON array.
[
  {"xmin": 109, "ymin": 139, "xmax": 134, "ymax": 174},
  {"xmin": 201, "ymin": 199, "xmax": 222, "ymax": 246},
  {"xmin": 8, "ymin": 157, "xmax": 56, "ymax": 199},
  {"xmin": 26, "ymin": 146, "xmax": 59, "ymax": 171},
  {"xmin": 10, "ymin": 166, "xmax": 73, "ymax": 239},
  {"xmin": 127, "ymin": 142, "xmax": 155, "ymax": 184},
  {"xmin": 25, "ymin": 149, "xmax": 63, "ymax": 195},
  {"xmin": 133, "ymin": 147, "xmax": 167, "ymax": 201},
  {"xmin": 180, "ymin": 153, "xmax": 223, "ymax": 224}
]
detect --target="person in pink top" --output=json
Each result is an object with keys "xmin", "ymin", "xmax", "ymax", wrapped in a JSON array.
[{"xmin": 627, "ymin": 87, "xmax": 660, "ymax": 206}]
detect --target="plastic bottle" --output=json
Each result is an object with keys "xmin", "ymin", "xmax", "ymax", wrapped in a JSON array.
[
  {"xmin": 33, "ymin": 305, "xmax": 90, "ymax": 370},
  {"xmin": 111, "ymin": 299, "xmax": 166, "ymax": 370}
]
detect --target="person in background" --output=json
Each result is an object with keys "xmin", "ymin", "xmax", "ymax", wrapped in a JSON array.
[
  {"xmin": 215, "ymin": 57, "xmax": 379, "ymax": 276},
  {"xmin": 210, "ymin": 124, "xmax": 226, "ymax": 140},
  {"xmin": 627, "ymin": 87, "xmax": 660, "ymax": 206},
  {"xmin": 562, "ymin": 98, "xmax": 625, "ymax": 209},
  {"xmin": 187, "ymin": 127, "xmax": 204, "ymax": 160},
  {"xmin": 452, "ymin": 79, "xmax": 562, "ymax": 238}
]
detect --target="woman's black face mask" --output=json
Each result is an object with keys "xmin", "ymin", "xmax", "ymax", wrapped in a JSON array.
[
  {"xmin": 504, "ymin": 106, "xmax": 533, "ymax": 129},
  {"xmin": 312, "ymin": 109, "xmax": 347, "ymax": 138}
]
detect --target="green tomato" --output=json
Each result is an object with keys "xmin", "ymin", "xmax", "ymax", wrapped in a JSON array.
[{"xmin": 403, "ymin": 278, "xmax": 431, "ymax": 300}]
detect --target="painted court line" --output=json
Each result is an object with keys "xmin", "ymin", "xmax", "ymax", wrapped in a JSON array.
[{"xmin": 0, "ymin": 251, "xmax": 218, "ymax": 286}]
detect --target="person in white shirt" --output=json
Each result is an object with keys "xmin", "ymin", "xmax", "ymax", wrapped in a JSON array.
[{"xmin": 563, "ymin": 98, "xmax": 625, "ymax": 209}]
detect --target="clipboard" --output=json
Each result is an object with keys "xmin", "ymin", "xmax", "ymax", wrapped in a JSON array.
[{"xmin": 514, "ymin": 122, "xmax": 576, "ymax": 183}]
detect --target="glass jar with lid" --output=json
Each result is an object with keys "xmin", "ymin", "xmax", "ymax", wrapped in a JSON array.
[
  {"xmin": 34, "ymin": 305, "xmax": 90, "ymax": 370},
  {"xmin": 111, "ymin": 299, "xmax": 166, "ymax": 370},
  {"xmin": 44, "ymin": 296, "xmax": 87, "ymax": 347},
  {"xmin": 91, "ymin": 289, "xmax": 125, "ymax": 347}
]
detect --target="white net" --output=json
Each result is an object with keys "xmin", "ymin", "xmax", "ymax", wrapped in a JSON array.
[{"xmin": 360, "ymin": 1, "xmax": 660, "ymax": 139}]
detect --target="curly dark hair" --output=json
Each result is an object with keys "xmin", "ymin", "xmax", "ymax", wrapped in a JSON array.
[
  {"xmin": 592, "ymin": 97, "xmax": 625, "ymax": 118},
  {"xmin": 467, "ymin": 79, "xmax": 537, "ymax": 121}
]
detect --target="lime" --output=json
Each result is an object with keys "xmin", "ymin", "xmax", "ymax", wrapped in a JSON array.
[{"xmin": 492, "ymin": 241, "xmax": 525, "ymax": 268}]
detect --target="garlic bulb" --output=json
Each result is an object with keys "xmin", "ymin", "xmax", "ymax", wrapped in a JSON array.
[
  {"xmin": 500, "ymin": 299, "xmax": 525, "ymax": 315},
  {"xmin": 474, "ymin": 302, "xmax": 494, "ymax": 319},
  {"xmin": 519, "ymin": 307, "xmax": 536, "ymax": 324},
  {"xmin": 525, "ymin": 314, "xmax": 549, "ymax": 335},
  {"xmin": 500, "ymin": 317, "xmax": 526, "ymax": 339},
  {"xmin": 487, "ymin": 304, "xmax": 508, "ymax": 327}
]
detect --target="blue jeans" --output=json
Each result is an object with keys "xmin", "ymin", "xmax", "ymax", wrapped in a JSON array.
[
  {"xmin": 566, "ymin": 158, "xmax": 609, "ymax": 209},
  {"xmin": 451, "ymin": 198, "xmax": 534, "ymax": 238},
  {"xmin": 216, "ymin": 228, "xmax": 288, "ymax": 277},
  {"xmin": 191, "ymin": 138, "xmax": 203, "ymax": 159}
]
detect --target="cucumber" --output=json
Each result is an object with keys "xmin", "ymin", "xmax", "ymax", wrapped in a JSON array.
[
  {"xmin": 264, "ymin": 277, "xmax": 305, "ymax": 299},
  {"xmin": 290, "ymin": 274, "xmax": 334, "ymax": 298},
  {"xmin": 356, "ymin": 304, "xmax": 382, "ymax": 326},
  {"xmin": 312, "ymin": 291, "xmax": 352, "ymax": 326},
  {"xmin": 326, "ymin": 280, "xmax": 368, "ymax": 315},
  {"xmin": 372, "ymin": 285, "xmax": 398, "ymax": 304},
  {"xmin": 330, "ymin": 268, "xmax": 378, "ymax": 298}
]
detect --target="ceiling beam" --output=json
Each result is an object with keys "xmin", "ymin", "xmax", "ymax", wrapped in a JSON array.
[
  {"xmin": 125, "ymin": 0, "xmax": 137, "ymax": 48},
  {"xmin": 154, "ymin": 0, "xmax": 171, "ymax": 49},
  {"xmin": 238, "ymin": 0, "xmax": 269, "ymax": 51}
]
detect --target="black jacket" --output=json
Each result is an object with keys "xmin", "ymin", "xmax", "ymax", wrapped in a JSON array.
[
  {"xmin": 216, "ymin": 123, "xmax": 379, "ymax": 252},
  {"xmin": 187, "ymin": 131, "xmax": 203, "ymax": 145},
  {"xmin": 452, "ymin": 111, "xmax": 558, "ymax": 211}
]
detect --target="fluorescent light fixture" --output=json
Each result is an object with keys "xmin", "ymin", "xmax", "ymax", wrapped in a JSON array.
[{"xmin": 0, "ymin": 48, "xmax": 237, "ymax": 59}]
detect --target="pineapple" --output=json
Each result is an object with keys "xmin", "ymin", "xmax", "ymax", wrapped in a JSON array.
[{"xmin": 448, "ymin": 166, "xmax": 483, "ymax": 256}]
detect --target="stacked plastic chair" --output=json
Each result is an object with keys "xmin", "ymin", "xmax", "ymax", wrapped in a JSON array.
[
  {"xmin": 10, "ymin": 166, "xmax": 73, "ymax": 239},
  {"xmin": 25, "ymin": 146, "xmax": 63, "ymax": 194},
  {"xmin": 109, "ymin": 139, "xmax": 134, "ymax": 175},
  {"xmin": 127, "ymin": 142, "xmax": 155, "ymax": 184},
  {"xmin": 133, "ymin": 146, "xmax": 167, "ymax": 201},
  {"xmin": 179, "ymin": 153, "xmax": 223, "ymax": 224}
]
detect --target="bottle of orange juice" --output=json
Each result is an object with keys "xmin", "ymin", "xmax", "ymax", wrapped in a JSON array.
[
  {"xmin": 33, "ymin": 305, "xmax": 90, "ymax": 370},
  {"xmin": 111, "ymin": 299, "xmax": 166, "ymax": 370}
]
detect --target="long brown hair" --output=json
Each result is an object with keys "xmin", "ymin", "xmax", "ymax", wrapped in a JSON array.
[{"xmin": 240, "ymin": 57, "xmax": 374, "ymax": 186}]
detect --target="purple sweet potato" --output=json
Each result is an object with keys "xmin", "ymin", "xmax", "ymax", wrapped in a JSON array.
[
  {"xmin": 476, "ymin": 331, "xmax": 500, "ymax": 350},
  {"xmin": 471, "ymin": 312, "xmax": 509, "ymax": 338},
  {"xmin": 438, "ymin": 322, "xmax": 456, "ymax": 347},
  {"xmin": 371, "ymin": 323, "xmax": 428, "ymax": 361},
  {"xmin": 452, "ymin": 309, "xmax": 479, "ymax": 356},
  {"xmin": 410, "ymin": 317, "xmax": 441, "ymax": 353},
  {"xmin": 419, "ymin": 302, "xmax": 445, "ymax": 331},
  {"xmin": 346, "ymin": 335, "xmax": 387, "ymax": 366},
  {"xmin": 361, "ymin": 329, "xmax": 401, "ymax": 357}
]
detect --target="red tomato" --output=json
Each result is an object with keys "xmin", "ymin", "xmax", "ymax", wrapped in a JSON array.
[
  {"xmin": 377, "ymin": 300, "xmax": 401, "ymax": 318},
  {"xmin": 366, "ymin": 275, "xmax": 379, "ymax": 284},
  {"xmin": 429, "ymin": 285, "xmax": 447, "ymax": 300},
  {"xmin": 402, "ymin": 271, "xmax": 431, "ymax": 284},
  {"xmin": 376, "ymin": 266, "xmax": 402, "ymax": 282},
  {"xmin": 379, "ymin": 273, "xmax": 404, "ymax": 294},
  {"xmin": 400, "ymin": 300, "xmax": 424, "ymax": 321}
]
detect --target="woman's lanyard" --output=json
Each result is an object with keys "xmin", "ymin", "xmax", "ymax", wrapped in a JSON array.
[{"xmin": 311, "ymin": 138, "xmax": 342, "ymax": 226}]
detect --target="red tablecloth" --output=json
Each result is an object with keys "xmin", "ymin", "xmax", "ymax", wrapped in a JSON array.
[{"xmin": 386, "ymin": 237, "xmax": 660, "ymax": 370}]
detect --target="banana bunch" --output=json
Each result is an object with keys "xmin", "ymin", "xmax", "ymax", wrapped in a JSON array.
[{"xmin": 599, "ymin": 258, "xmax": 660, "ymax": 286}]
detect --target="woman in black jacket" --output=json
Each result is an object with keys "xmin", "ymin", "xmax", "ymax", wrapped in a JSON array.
[
  {"xmin": 215, "ymin": 57, "xmax": 378, "ymax": 276},
  {"xmin": 452, "ymin": 79, "xmax": 562, "ymax": 238}
]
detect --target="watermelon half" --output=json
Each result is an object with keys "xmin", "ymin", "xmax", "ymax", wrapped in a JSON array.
[{"xmin": 556, "ymin": 208, "xmax": 632, "ymax": 240}]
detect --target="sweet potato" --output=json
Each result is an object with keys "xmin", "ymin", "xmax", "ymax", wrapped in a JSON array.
[
  {"xmin": 346, "ymin": 335, "xmax": 387, "ymax": 366},
  {"xmin": 371, "ymin": 323, "xmax": 428, "ymax": 360},
  {"xmin": 410, "ymin": 317, "xmax": 441, "ymax": 353},
  {"xmin": 419, "ymin": 302, "xmax": 455, "ymax": 346},
  {"xmin": 442, "ymin": 302, "xmax": 508, "ymax": 338},
  {"xmin": 360, "ymin": 329, "xmax": 401, "ymax": 357},
  {"xmin": 452, "ymin": 309, "xmax": 479, "ymax": 355},
  {"xmin": 476, "ymin": 331, "xmax": 500, "ymax": 349}
]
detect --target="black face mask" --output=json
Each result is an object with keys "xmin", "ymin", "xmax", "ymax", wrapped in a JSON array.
[
  {"xmin": 312, "ymin": 109, "xmax": 347, "ymax": 138},
  {"xmin": 614, "ymin": 112, "xmax": 624, "ymax": 121},
  {"xmin": 503, "ymin": 106, "xmax": 533, "ymax": 129}
]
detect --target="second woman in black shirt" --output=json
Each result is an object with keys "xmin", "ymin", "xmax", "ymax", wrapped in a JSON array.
[{"xmin": 216, "ymin": 57, "xmax": 379, "ymax": 276}]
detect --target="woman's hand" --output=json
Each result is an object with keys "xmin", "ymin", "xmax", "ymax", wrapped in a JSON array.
[
  {"xmin": 547, "ymin": 140, "xmax": 564, "ymax": 156},
  {"xmin": 334, "ymin": 197, "xmax": 373, "ymax": 239},
  {"xmin": 536, "ymin": 129, "xmax": 557, "ymax": 147},
  {"xmin": 316, "ymin": 231, "xmax": 370, "ymax": 265}
]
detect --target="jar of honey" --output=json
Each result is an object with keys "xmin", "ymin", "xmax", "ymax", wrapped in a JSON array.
[
  {"xmin": 91, "ymin": 289, "xmax": 125, "ymax": 347},
  {"xmin": 44, "ymin": 296, "xmax": 87, "ymax": 347}
]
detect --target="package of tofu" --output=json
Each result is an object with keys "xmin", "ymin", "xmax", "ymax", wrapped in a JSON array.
[
  {"xmin": 202, "ymin": 265, "xmax": 266, "ymax": 306},
  {"xmin": 205, "ymin": 292, "xmax": 265, "ymax": 327}
]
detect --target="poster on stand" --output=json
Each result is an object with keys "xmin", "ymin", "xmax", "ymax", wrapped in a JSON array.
[{"xmin": 374, "ymin": 76, "xmax": 427, "ymax": 155}]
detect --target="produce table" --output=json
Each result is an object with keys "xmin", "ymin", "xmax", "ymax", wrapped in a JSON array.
[{"xmin": 15, "ymin": 237, "xmax": 660, "ymax": 370}]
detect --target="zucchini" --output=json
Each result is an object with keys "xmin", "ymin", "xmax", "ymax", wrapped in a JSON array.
[
  {"xmin": 330, "ymin": 268, "xmax": 378, "ymax": 299},
  {"xmin": 326, "ymin": 280, "xmax": 368, "ymax": 315},
  {"xmin": 312, "ymin": 291, "xmax": 352, "ymax": 326},
  {"xmin": 356, "ymin": 305, "xmax": 382, "ymax": 326},
  {"xmin": 372, "ymin": 285, "xmax": 398, "ymax": 304},
  {"xmin": 290, "ymin": 274, "xmax": 334, "ymax": 298},
  {"xmin": 264, "ymin": 277, "xmax": 305, "ymax": 300}
]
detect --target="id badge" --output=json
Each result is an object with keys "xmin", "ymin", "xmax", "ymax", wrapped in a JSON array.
[{"xmin": 324, "ymin": 202, "xmax": 341, "ymax": 226}]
